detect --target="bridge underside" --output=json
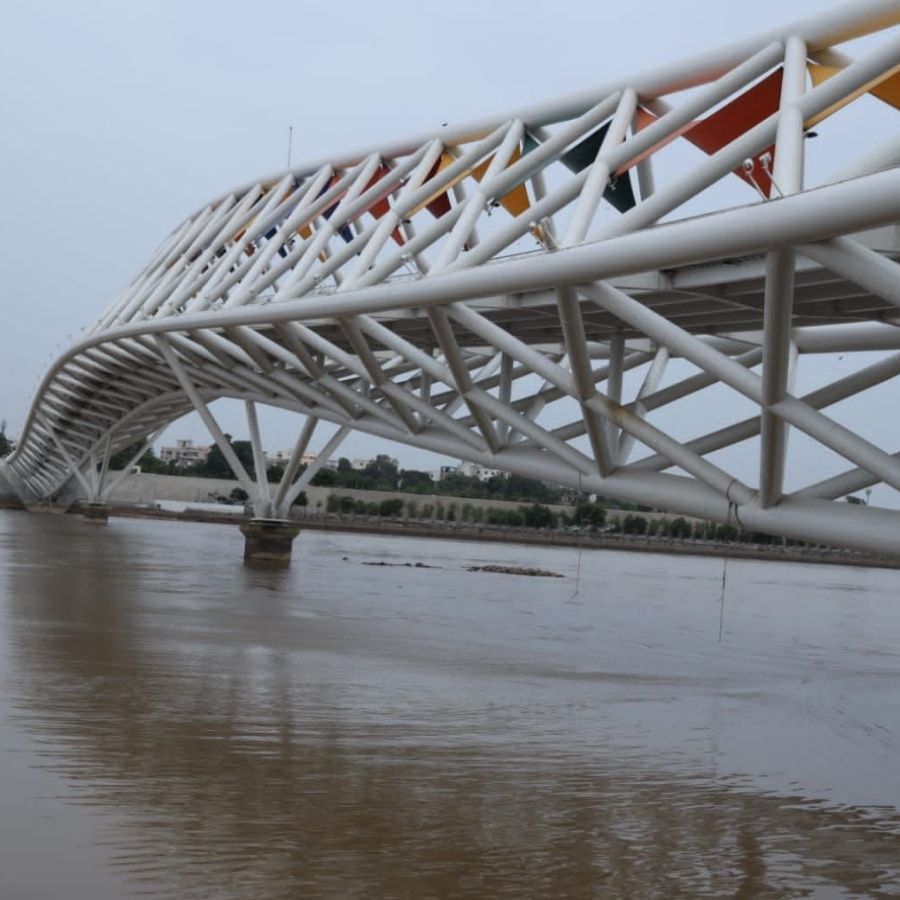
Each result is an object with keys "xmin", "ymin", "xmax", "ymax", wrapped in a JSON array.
[{"xmin": 5, "ymin": 0, "xmax": 900, "ymax": 556}]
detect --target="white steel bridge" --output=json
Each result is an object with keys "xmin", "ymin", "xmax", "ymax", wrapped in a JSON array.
[{"xmin": 4, "ymin": 0, "xmax": 900, "ymax": 555}]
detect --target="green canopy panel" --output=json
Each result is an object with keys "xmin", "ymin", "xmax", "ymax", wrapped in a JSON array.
[{"xmin": 524, "ymin": 125, "xmax": 637, "ymax": 213}]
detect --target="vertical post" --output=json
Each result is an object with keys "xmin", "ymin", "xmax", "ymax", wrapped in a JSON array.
[
  {"xmin": 95, "ymin": 435, "xmax": 113, "ymax": 500},
  {"xmin": 272, "ymin": 416, "xmax": 319, "ymax": 517},
  {"xmin": 633, "ymin": 112, "xmax": 656, "ymax": 201},
  {"xmin": 245, "ymin": 400, "xmax": 273, "ymax": 518},
  {"xmin": 607, "ymin": 330, "xmax": 626, "ymax": 459},
  {"xmin": 618, "ymin": 345, "xmax": 669, "ymax": 465},
  {"xmin": 420, "ymin": 364, "xmax": 432, "ymax": 406},
  {"xmin": 759, "ymin": 35, "xmax": 807, "ymax": 508},
  {"xmin": 497, "ymin": 353, "xmax": 513, "ymax": 444}
]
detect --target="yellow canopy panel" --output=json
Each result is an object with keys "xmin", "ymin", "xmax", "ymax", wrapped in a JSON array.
[{"xmin": 807, "ymin": 63, "xmax": 900, "ymax": 127}]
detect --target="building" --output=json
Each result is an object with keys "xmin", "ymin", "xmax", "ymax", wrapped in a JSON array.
[
  {"xmin": 263, "ymin": 449, "xmax": 317, "ymax": 466},
  {"xmin": 350, "ymin": 456, "xmax": 398, "ymax": 471},
  {"xmin": 159, "ymin": 439, "xmax": 210, "ymax": 467},
  {"xmin": 264, "ymin": 450, "xmax": 325, "ymax": 468},
  {"xmin": 457, "ymin": 461, "xmax": 504, "ymax": 481}
]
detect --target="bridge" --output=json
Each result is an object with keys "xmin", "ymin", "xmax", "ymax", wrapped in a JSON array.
[{"xmin": 3, "ymin": 0, "xmax": 900, "ymax": 561}]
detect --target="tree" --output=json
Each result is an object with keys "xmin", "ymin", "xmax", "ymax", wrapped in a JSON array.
[
  {"xmin": 311, "ymin": 468, "xmax": 336, "ymax": 486},
  {"xmin": 107, "ymin": 442, "xmax": 168, "ymax": 474},
  {"xmin": 715, "ymin": 524, "xmax": 739, "ymax": 542},
  {"xmin": 0, "ymin": 431, "xmax": 11, "ymax": 458},
  {"xmin": 229, "ymin": 487, "xmax": 249, "ymax": 503},
  {"xmin": 398, "ymin": 470, "xmax": 434, "ymax": 493},
  {"xmin": 621, "ymin": 514, "xmax": 648, "ymax": 535},
  {"xmin": 436, "ymin": 473, "xmax": 483, "ymax": 499},
  {"xmin": 204, "ymin": 436, "xmax": 255, "ymax": 479},
  {"xmin": 362, "ymin": 454, "xmax": 400, "ymax": 490},
  {"xmin": 378, "ymin": 498, "xmax": 404, "ymax": 517},
  {"xmin": 337, "ymin": 457, "xmax": 353, "ymax": 473},
  {"xmin": 521, "ymin": 503, "xmax": 556, "ymax": 529},
  {"xmin": 575, "ymin": 501, "xmax": 606, "ymax": 529}
]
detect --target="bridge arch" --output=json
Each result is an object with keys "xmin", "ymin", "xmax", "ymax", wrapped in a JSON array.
[{"xmin": 4, "ymin": 0, "xmax": 900, "ymax": 555}]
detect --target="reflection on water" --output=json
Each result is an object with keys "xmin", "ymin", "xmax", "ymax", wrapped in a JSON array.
[{"xmin": 1, "ymin": 510, "xmax": 900, "ymax": 898}]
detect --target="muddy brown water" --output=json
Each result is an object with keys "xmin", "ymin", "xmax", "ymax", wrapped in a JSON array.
[{"xmin": 1, "ymin": 510, "xmax": 899, "ymax": 899}]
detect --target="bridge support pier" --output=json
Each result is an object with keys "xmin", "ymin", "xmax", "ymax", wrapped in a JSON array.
[
  {"xmin": 82, "ymin": 503, "xmax": 110, "ymax": 524},
  {"xmin": 239, "ymin": 519, "xmax": 302, "ymax": 567}
]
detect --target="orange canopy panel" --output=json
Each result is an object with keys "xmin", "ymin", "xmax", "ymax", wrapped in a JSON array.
[
  {"xmin": 469, "ymin": 147, "xmax": 531, "ymax": 217},
  {"xmin": 807, "ymin": 63, "xmax": 900, "ymax": 127},
  {"xmin": 410, "ymin": 153, "xmax": 457, "ymax": 219}
]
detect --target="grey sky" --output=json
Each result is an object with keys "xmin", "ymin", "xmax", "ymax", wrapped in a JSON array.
[{"xmin": 1, "ymin": 1, "xmax": 896, "ymax": 502}]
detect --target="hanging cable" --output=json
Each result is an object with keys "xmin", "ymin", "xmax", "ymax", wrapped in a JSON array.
[
  {"xmin": 758, "ymin": 152, "xmax": 784, "ymax": 198},
  {"xmin": 717, "ymin": 551, "xmax": 729, "ymax": 643},
  {"xmin": 570, "ymin": 471, "xmax": 584, "ymax": 600},
  {"xmin": 717, "ymin": 492, "xmax": 742, "ymax": 643},
  {"xmin": 741, "ymin": 158, "xmax": 769, "ymax": 200}
]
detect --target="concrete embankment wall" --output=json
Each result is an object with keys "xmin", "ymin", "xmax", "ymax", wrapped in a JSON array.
[
  {"xmin": 105, "ymin": 473, "xmax": 578, "ymax": 518},
  {"xmin": 104, "ymin": 473, "xmax": 706, "ymax": 527}
]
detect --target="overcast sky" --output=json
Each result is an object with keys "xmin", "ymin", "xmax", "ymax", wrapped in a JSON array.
[{"xmin": 1, "ymin": 0, "xmax": 896, "ymax": 502}]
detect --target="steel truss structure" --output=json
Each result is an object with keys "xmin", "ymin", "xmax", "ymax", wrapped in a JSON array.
[{"xmin": 4, "ymin": 0, "xmax": 900, "ymax": 554}]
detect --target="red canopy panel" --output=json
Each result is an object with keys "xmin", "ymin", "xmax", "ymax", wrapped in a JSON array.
[
  {"xmin": 620, "ymin": 69, "xmax": 784, "ymax": 198},
  {"xmin": 363, "ymin": 164, "xmax": 406, "ymax": 246}
]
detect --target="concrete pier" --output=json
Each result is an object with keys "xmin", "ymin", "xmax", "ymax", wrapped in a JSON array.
[
  {"xmin": 82, "ymin": 503, "xmax": 110, "ymax": 524},
  {"xmin": 239, "ymin": 519, "xmax": 302, "ymax": 566}
]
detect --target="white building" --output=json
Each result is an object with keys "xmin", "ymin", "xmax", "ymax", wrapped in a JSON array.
[
  {"xmin": 159, "ymin": 439, "xmax": 210, "ymax": 467},
  {"xmin": 263, "ymin": 448, "xmax": 291, "ymax": 465},
  {"xmin": 457, "ymin": 460, "xmax": 504, "ymax": 481},
  {"xmin": 264, "ymin": 450, "xmax": 321, "ymax": 468},
  {"xmin": 351, "ymin": 456, "xmax": 398, "ymax": 471}
]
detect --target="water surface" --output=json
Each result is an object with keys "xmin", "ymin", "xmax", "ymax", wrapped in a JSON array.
[{"xmin": 1, "ymin": 510, "xmax": 899, "ymax": 898}]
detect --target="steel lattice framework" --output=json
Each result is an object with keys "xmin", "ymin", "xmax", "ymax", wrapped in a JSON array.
[{"xmin": 4, "ymin": 0, "xmax": 900, "ymax": 554}]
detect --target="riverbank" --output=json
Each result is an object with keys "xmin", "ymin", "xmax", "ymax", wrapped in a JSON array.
[{"xmin": 28, "ymin": 502, "xmax": 898, "ymax": 570}]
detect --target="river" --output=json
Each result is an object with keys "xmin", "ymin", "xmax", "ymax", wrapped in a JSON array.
[{"xmin": 1, "ymin": 510, "xmax": 899, "ymax": 898}]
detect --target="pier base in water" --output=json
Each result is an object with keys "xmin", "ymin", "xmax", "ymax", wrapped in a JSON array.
[
  {"xmin": 82, "ymin": 503, "xmax": 110, "ymax": 524},
  {"xmin": 239, "ymin": 519, "xmax": 301, "ymax": 566}
]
